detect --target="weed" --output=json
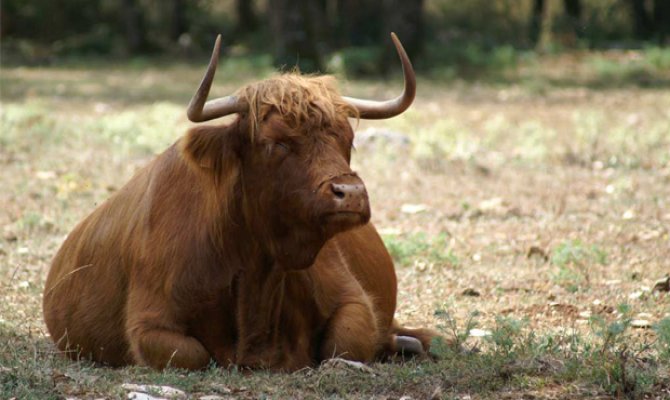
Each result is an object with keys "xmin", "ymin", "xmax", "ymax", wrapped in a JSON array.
[
  {"xmin": 550, "ymin": 240, "xmax": 607, "ymax": 292},
  {"xmin": 432, "ymin": 307, "xmax": 480, "ymax": 354},
  {"xmin": 487, "ymin": 317, "xmax": 527, "ymax": 358},
  {"xmin": 654, "ymin": 317, "xmax": 670, "ymax": 359},
  {"xmin": 383, "ymin": 233, "xmax": 458, "ymax": 268}
]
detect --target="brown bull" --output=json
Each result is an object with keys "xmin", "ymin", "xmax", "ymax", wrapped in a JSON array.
[{"xmin": 43, "ymin": 33, "xmax": 435, "ymax": 371}]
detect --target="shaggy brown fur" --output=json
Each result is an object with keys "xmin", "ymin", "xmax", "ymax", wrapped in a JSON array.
[
  {"xmin": 43, "ymin": 72, "xmax": 435, "ymax": 371},
  {"xmin": 236, "ymin": 73, "xmax": 359, "ymax": 138}
]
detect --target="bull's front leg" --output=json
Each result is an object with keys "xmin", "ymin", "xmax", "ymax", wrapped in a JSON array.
[{"xmin": 320, "ymin": 299, "xmax": 381, "ymax": 362}]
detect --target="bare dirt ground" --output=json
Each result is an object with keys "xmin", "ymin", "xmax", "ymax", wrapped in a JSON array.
[{"xmin": 1, "ymin": 56, "xmax": 669, "ymax": 399}]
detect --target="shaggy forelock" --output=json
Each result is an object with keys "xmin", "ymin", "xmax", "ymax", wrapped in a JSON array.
[{"xmin": 236, "ymin": 73, "xmax": 358, "ymax": 138}]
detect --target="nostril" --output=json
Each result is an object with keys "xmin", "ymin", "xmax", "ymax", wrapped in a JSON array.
[{"xmin": 331, "ymin": 183, "xmax": 346, "ymax": 199}]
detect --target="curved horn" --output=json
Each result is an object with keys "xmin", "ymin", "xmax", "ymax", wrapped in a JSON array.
[
  {"xmin": 342, "ymin": 33, "xmax": 416, "ymax": 120},
  {"xmin": 187, "ymin": 34, "xmax": 247, "ymax": 122}
]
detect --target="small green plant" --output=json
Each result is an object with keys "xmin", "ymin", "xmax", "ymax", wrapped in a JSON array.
[
  {"xmin": 487, "ymin": 317, "xmax": 526, "ymax": 358},
  {"xmin": 551, "ymin": 240, "xmax": 608, "ymax": 267},
  {"xmin": 551, "ymin": 240, "xmax": 607, "ymax": 291},
  {"xmin": 654, "ymin": 317, "xmax": 670, "ymax": 359},
  {"xmin": 432, "ymin": 307, "xmax": 480, "ymax": 354},
  {"xmin": 382, "ymin": 232, "xmax": 458, "ymax": 267},
  {"xmin": 584, "ymin": 304, "xmax": 655, "ymax": 397}
]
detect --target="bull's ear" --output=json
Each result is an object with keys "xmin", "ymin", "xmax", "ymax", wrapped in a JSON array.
[{"xmin": 180, "ymin": 125, "xmax": 237, "ymax": 174}]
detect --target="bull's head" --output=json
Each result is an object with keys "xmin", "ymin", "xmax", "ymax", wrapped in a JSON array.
[{"xmin": 182, "ymin": 34, "xmax": 415, "ymax": 270}]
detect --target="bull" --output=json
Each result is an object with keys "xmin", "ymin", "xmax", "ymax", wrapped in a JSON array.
[{"xmin": 43, "ymin": 33, "xmax": 435, "ymax": 370}]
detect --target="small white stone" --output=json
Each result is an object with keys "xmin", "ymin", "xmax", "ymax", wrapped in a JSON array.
[
  {"xmin": 469, "ymin": 329, "xmax": 492, "ymax": 337},
  {"xmin": 35, "ymin": 170, "xmax": 56, "ymax": 180},
  {"xmin": 121, "ymin": 384, "xmax": 185, "ymax": 399},
  {"xmin": 400, "ymin": 204, "xmax": 428, "ymax": 214},
  {"xmin": 631, "ymin": 320, "xmax": 651, "ymax": 328},
  {"xmin": 127, "ymin": 393, "xmax": 164, "ymax": 400}
]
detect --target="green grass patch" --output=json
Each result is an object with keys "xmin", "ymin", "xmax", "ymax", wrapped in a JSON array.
[
  {"xmin": 429, "ymin": 305, "xmax": 669, "ymax": 399},
  {"xmin": 383, "ymin": 232, "xmax": 459, "ymax": 268}
]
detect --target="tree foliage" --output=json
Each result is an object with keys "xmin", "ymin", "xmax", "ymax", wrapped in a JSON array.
[{"xmin": 1, "ymin": 0, "xmax": 668, "ymax": 72}]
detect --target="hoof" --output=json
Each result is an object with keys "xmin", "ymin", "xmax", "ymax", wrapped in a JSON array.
[{"xmin": 395, "ymin": 335, "xmax": 425, "ymax": 355}]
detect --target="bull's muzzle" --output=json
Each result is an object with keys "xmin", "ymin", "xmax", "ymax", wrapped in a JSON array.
[{"xmin": 321, "ymin": 175, "xmax": 371, "ymax": 228}]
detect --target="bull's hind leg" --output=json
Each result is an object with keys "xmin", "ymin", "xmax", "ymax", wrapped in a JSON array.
[
  {"xmin": 320, "ymin": 300, "xmax": 380, "ymax": 362},
  {"xmin": 125, "ymin": 296, "xmax": 211, "ymax": 370},
  {"xmin": 126, "ymin": 324, "xmax": 211, "ymax": 370}
]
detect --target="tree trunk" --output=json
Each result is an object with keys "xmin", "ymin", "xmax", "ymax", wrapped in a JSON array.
[
  {"xmin": 529, "ymin": 0, "xmax": 545, "ymax": 45},
  {"xmin": 235, "ymin": 0, "xmax": 259, "ymax": 37},
  {"xmin": 169, "ymin": 0, "xmax": 187, "ymax": 42},
  {"xmin": 563, "ymin": 0, "xmax": 582, "ymax": 37},
  {"xmin": 628, "ymin": 0, "xmax": 653, "ymax": 40},
  {"xmin": 335, "ymin": 0, "xmax": 383, "ymax": 48},
  {"xmin": 268, "ymin": 0, "xmax": 326, "ymax": 72},
  {"xmin": 653, "ymin": 0, "xmax": 670, "ymax": 44},
  {"xmin": 120, "ymin": 0, "xmax": 148, "ymax": 54},
  {"xmin": 536, "ymin": 0, "xmax": 555, "ymax": 51}
]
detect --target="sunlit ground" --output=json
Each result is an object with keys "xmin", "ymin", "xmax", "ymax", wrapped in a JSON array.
[{"xmin": 1, "ymin": 52, "xmax": 669, "ymax": 399}]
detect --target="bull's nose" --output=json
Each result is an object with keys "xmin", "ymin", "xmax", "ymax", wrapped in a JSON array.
[
  {"xmin": 330, "ymin": 182, "xmax": 367, "ymax": 208},
  {"xmin": 330, "ymin": 182, "xmax": 365, "ymax": 201}
]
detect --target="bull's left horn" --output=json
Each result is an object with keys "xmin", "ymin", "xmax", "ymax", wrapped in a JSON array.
[
  {"xmin": 342, "ymin": 33, "xmax": 416, "ymax": 120},
  {"xmin": 187, "ymin": 34, "xmax": 247, "ymax": 122}
]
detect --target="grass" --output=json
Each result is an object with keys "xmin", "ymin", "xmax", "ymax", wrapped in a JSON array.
[{"xmin": 2, "ymin": 49, "xmax": 670, "ymax": 398}]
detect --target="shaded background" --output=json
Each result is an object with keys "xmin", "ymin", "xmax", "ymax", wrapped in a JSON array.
[{"xmin": 2, "ymin": 0, "xmax": 669, "ymax": 76}]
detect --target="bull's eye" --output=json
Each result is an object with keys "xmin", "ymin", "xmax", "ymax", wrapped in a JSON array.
[
  {"xmin": 269, "ymin": 142, "xmax": 290, "ymax": 158},
  {"xmin": 275, "ymin": 142, "xmax": 290, "ymax": 152}
]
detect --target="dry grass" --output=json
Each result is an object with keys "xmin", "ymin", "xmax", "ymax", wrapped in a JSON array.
[{"xmin": 1, "ymin": 52, "xmax": 670, "ymax": 399}]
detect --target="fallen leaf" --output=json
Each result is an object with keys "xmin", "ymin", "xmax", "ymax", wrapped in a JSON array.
[
  {"xmin": 653, "ymin": 276, "xmax": 670, "ymax": 292},
  {"xmin": 462, "ymin": 288, "xmax": 481, "ymax": 297},
  {"xmin": 321, "ymin": 358, "xmax": 375, "ymax": 374},
  {"xmin": 527, "ymin": 246, "xmax": 549, "ymax": 262}
]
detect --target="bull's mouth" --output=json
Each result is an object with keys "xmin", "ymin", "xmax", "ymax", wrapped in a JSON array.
[{"xmin": 322, "ymin": 211, "xmax": 370, "ymax": 229}]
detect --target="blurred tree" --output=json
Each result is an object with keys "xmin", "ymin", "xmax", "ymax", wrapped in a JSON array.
[
  {"xmin": 531, "ymin": 0, "xmax": 583, "ymax": 48},
  {"xmin": 120, "ymin": 0, "xmax": 149, "ymax": 53},
  {"xmin": 169, "ymin": 0, "xmax": 187, "ymax": 42},
  {"xmin": 268, "ymin": 0, "xmax": 326, "ymax": 72},
  {"xmin": 627, "ymin": 0, "xmax": 653, "ymax": 40},
  {"xmin": 381, "ymin": 0, "xmax": 424, "ymax": 74},
  {"xmin": 653, "ymin": 0, "xmax": 670, "ymax": 44},
  {"xmin": 563, "ymin": 0, "xmax": 583, "ymax": 41},
  {"xmin": 235, "ymin": 0, "xmax": 260, "ymax": 38},
  {"xmin": 529, "ymin": 0, "xmax": 545, "ymax": 45},
  {"xmin": 334, "ymin": 0, "xmax": 383, "ymax": 47}
]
